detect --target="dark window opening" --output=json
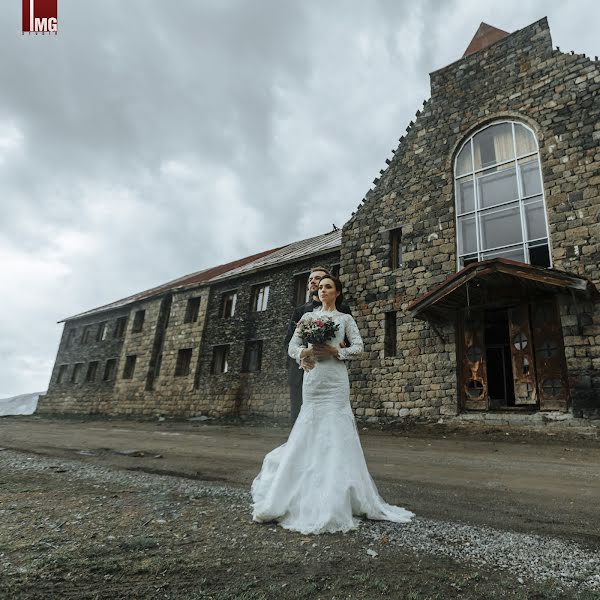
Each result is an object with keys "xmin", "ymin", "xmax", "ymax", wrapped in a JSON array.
[
  {"xmin": 70, "ymin": 363, "xmax": 84, "ymax": 383},
  {"xmin": 103, "ymin": 359, "xmax": 117, "ymax": 381},
  {"xmin": 96, "ymin": 322, "xmax": 108, "ymax": 342},
  {"xmin": 81, "ymin": 326, "xmax": 91, "ymax": 344},
  {"xmin": 211, "ymin": 345, "xmax": 229, "ymax": 374},
  {"xmin": 86, "ymin": 361, "xmax": 99, "ymax": 382},
  {"xmin": 175, "ymin": 348, "xmax": 193, "ymax": 377},
  {"xmin": 250, "ymin": 284, "xmax": 270, "ymax": 312},
  {"xmin": 485, "ymin": 309, "xmax": 516, "ymax": 408},
  {"xmin": 294, "ymin": 273, "xmax": 310, "ymax": 306},
  {"xmin": 122, "ymin": 355, "xmax": 137, "ymax": 379},
  {"xmin": 384, "ymin": 312, "xmax": 398, "ymax": 357},
  {"xmin": 114, "ymin": 316, "xmax": 127, "ymax": 339},
  {"xmin": 132, "ymin": 310, "xmax": 145, "ymax": 333},
  {"xmin": 389, "ymin": 228, "xmax": 403, "ymax": 270},
  {"xmin": 243, "ymin": 340, "xmax": 263, "ymax": 372},
  {"xmin": 330, "ymin": 264, "xmax": 340, "ymax": 277},
  {"xmin": 154, "ymin": 353, "xmax": 163, "ymax": 379},
  {"xmin": 57, "ymin": 364, "xmax": 68, "ymax": 384},
  {"xmin": 221, "ymin": 292, "xmax": 237, "ymax": 319},
  {"xmin": 529, "ymin": 243, "xmax": 551, "ymax": 268},
  {"xmin": 65, "ymin": 330, "xmax": 76, "ymax": 348},
  {"xmin": 184, "ymin": 297, "xmax": 201, "ymax": 323}
]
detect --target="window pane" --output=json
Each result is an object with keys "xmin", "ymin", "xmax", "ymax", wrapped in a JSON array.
[
  {"xmin": 477, "ymin": 165, "xmax": 518, "ymax": 209},
  {"xmin": 523, "ymin": 196, "xmax": 547, "ymax": 241},
  {"xmin": 479, "ymin": 203, "xmax": 522, "ymax": 250},
  {"xmin": 456, "ymin": 142, "xmax": 472, "ymax": 176},
  {"xmin": 482, "ymin": 245, "xmax": 526, "ymax": 263},
  {"xmin": 529, "ymin": 242, "xmax": 551, "ymax": 267},
  {"xmin": 458, "ymin": 215, "xmax": 477, "ymax": 255},
  {"xmin": 473, "ymin": 123, "xmax": 514, "ymax": 170},
  {"xmin": 519, "ymin": 157, "xmax": 542, "ymax": 197},
  {"xmin": 515, "ymin": 123, "xmax": 537, "ymax": 156},
  {"xmin": 456, "ymin": 177, "xmax": 474, "ymax": 213}
]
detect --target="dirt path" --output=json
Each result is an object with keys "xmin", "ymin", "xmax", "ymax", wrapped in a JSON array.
[{"xmin": 2, "ymin": 416, "xmax": 599, "ymax": 548}]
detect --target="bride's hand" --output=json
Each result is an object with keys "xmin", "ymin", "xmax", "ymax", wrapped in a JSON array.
[{"xmin": 312, "ymin": 343, "xmax": 339, "ymax": 359}]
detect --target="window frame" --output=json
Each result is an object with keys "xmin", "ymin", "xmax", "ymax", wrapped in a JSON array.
[
  {"xmin": 103, "ymin": 358, "xmax": 117, "ymax": 381},
  {"xmin": 454, "ymin": 120, "xmax": 552, "ymax": 270},
  {"xmin": 184, "ymin": 297, "xmax": 202, "ymax": 324},
  {"xmin": 220, "ymin": 291, "xmax": 237, "ymax": 319},
  {"xmin": 86, "ymin": 361, "xmax": 99, "ymax": 382},
  {"xmin": 211, "ymin": 345, "xmax": 230, "ymax": 374},
  {"xmin": 131, "ymin": 310, "xmax": 145, "ymax": 333},
  {"xmin": 250, "ymin": 283, "xmax": 270, "ymax": 312},
  {"xmin": 175, "ymin": 348, "xmax": 193, "ymax": 377},
  {"xmin": 114, "ymin": 316, "xmax": 128, "ymax": 339},
  {"xmin": 242, "ymin": 339, "xmax": 263, "ymax": 373},
  {"xmin": 122, "ymin": 355, "xmax": 137, "ymax": 380},
  {"xmin": 389, "ymin": 228, "xmax": 403, "ymax": 270}
]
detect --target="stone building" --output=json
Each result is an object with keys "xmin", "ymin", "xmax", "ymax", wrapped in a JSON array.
[{"xmin": 39, "ymin": 17, "xmax": 599, "ymax": 421}]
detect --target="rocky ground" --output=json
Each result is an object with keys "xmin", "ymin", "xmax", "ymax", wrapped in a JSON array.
[{"xmin": 1, "ymin": 417, "xmax": 600, "ymax": 599}]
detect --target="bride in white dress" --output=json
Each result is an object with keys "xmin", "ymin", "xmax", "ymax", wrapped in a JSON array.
[{"xmin": 251, "ymin": 275, "xmax": 414, "ymax": 534}]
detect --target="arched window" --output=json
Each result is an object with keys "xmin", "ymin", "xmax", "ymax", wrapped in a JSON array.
[{"xmin": 454, "ymin": 121, "xmax": 551, "ymax": 269}]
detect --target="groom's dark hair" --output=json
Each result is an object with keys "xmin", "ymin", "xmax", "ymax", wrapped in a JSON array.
[
  {"xmin": 319, "ymin": 274, "xmax": 344, "ymax": 308},
  {"xmin": 309, "ymin": 265, "xmax": 331, "ymax": 275}
]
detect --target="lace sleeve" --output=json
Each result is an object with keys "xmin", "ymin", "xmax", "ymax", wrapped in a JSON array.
[
  {"xmin": 288, "ymin": 313, "xmax": 309, "ymax": 362},
  {"xmin": 337, "ymin": 315, "xmax": 364, "ymax": 360}
]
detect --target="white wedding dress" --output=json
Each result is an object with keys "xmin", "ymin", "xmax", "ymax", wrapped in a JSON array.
[{"xmin": 251, "ymin": 308, "xmax": 414, "ymax": 534}]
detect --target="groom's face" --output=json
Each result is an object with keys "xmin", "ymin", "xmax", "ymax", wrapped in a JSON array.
[{"xmin": 307, "ymin": 270, "xmax": 327, "ymax": 297}]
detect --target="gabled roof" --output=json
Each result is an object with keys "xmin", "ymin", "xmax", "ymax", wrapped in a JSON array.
[
  {"xmin": 207, "ymin": 229, "xmax": 342, "ymax": 283},
  {"xmin": 463, "ymin": 22, "xmax": 510, "ymax": 57},
  {"xmin": 61, "ymin": 246, "xmax": 282, "ymax": 323},
  {"xmin": 408, "ymin": 259, "xmax": 597, "ymax": 322}
]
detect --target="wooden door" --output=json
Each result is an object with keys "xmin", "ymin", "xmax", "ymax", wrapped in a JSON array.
[
  {"xmin": 530, "ymin": 299, "xmax": 569, "ymax": 411},
  {"xmin": 461, "ymin": 310, "xmax": 488, "ymax": 410},
  {"xmin": 508, "ymin": 304, "xmax": 537, "ymax": 406}
]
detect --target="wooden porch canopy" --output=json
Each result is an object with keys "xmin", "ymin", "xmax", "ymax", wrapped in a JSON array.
[{"xmin": 408, "ymin": 259, "xmax": 597, "ymax": 322}]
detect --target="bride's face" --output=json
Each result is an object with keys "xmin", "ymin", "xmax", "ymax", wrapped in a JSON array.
[{"xmin": 318, "ymin": 278, "xmax": 340, "ymax": 304}]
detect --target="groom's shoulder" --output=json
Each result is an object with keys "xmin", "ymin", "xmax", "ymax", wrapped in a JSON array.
[{"xmin": 338, "ymin": 301, "xmax": 353, "ymax": 316}]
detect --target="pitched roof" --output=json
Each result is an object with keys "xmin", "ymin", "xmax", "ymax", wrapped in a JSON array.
[
  {"xmin": 463, "ymin": 22, "xmax": 510, "ymax": 57},
  {"xmin": 206, "ymin": 229, "xmax": 342, "ymax": 283},
  {"xmin": 61, "ymin": 246, "xmax": 282, "ymax": 323}
]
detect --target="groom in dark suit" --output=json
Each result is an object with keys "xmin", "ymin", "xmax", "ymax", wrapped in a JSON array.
[{"xmin": 284, "ymin": 266, "xmax": 352, "ymax": 425}]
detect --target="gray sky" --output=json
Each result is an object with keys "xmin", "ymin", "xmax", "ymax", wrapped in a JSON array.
[{"xmin": 1, "ymin": 0, "xmax": 598, "ymax": 397}]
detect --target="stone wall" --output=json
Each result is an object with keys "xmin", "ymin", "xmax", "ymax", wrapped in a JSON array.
[{"xmin": 340, "ymin": 17, "xmax": 599, "ymax": 420}]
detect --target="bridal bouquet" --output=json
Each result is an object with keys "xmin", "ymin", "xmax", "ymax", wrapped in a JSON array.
[{"xmin": 297, "ymin": 314, "xmax": 339, "ymax": 345}]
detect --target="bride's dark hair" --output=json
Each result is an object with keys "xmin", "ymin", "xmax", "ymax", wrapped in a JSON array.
[{"xmin": 319, "ymin": 274, "xmax": 344, "ymax": 308}]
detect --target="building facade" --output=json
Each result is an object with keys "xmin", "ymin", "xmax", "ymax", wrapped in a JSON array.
[{"xmin": 39, "ymin": 18, "xmax": 599, "ymax": 421}]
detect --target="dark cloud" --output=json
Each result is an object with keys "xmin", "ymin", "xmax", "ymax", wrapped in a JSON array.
[{"xmin": 0, "ymin": 0, "xmax": 597, "ymax": 396}]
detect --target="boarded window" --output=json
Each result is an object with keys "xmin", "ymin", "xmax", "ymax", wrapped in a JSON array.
[
  {"xmin": 86, "ymin": 361, "xmax": 99, "ymax": 382},
  {"xmin": 70, "ymin": 363, "xmax": 84, "ymax": 383},
  {"xmin": 175, "ymin": 348, "xmax": 193, "ymax": 376},
  {"xmin": 294, "ymin": 273, "xmax": 310, "ymax": 306},
  {"xmin": 81, "ymin": 326, "xmax": 91, "ymax": 344},
  {"xmin": 250, "ymin": 284, "xmax": 270, "ymax": 312},
  {"xmin": 57, "ymin": 364, "xmax": 68, "ymax": 384},
  {"xmin": 103, "ymin": 359, "xmax": 117, "ymax": 381},
  {"xmin": 96, "ymin": 322, "xmax": 108, "ymax": 342},
  {"xmin": 132, "ymin": 310, "xmax": 145, "ymax": 333},
  {"xmin": 389, "ymin": 228, "xmax": 403, "ymax": 270},
  {"xmin": 211, "ymin": 345, "xmax": 229, "ymax": 374},
  {"xmin": 221, "ymin": 292, "xmax": 237, "ymax": 318},
  {"xmin": 384, "ymin": 312, "xmax": 398, "ymax": 357},
  {"xmin": 114, "ymin": 316, "xmax": 127, "ymax": 339},
  {"xmin": 243, "ymin": 340, "xmax": 263, "ymax": 372},
  {"xmin": 65, "ymin": 329, "xmax": 76, "ymax": 348},
  {"xmin": 184, "ymin": 297, "xmax": 202, "ymax": 323}
]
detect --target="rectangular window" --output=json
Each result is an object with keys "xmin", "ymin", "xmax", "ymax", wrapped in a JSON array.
[
  {"xmin": 384, "ymin": 312, "xmax": 398, "ymax": 358},
  {"xmin": 123, "ymin": 355, "xmax": 137, "ymax": 379},
  {"xmin": 330, "ymin": 264, "xmax": 340, "ymax": 277},
  {"xmin": 250, "ymin": 284, "xmax": 270, "ymax": 312},
  {"xmin": 294, "ymin": 273, "xmax": 310, "ymax": 306},
  {"xmin": 211, "ymin": 345, "xmax": 229, "ymax": 374},
  {"xmin": 132, "ymin": 310, "xmax": 145, "ymax": 333},
  {"xmin": 242, "ymin": 340, "xmax": 263, "ymax": 373},
  {"xmin": 70, "ymin": 363, "xmax": 84, "ymax": 383},
  {"xmin": 65, "ymin": 329, "xmax": 76, "ymax": 348},
  {"xmin": 220, "ymin": 292, "xmax": 237, "ymax": 318},
  {"xmin": 103, "ymin": 359, "xmax": 117, "ymax": 381},
  {"xmin": 81, "ymin": 326, "xmax": 91, "ymax": 344},
  {"xmin": 114, "ymin": 316, "xmax": 127, "ymax": 339},
  {"xmin": 175, "ymin": 348, "xmax": 193, "ymax": 376},
  {"xmin": 57, "ymin": 364, "xmax": 68, "ymax": 384},
  {"xmin": 390, "ymin": 228, "xmax": 403, "ymax": 270},
  {"xmin": 96, "ymin": 322, "xmax": 108, "ymax": 342},
  {"xmin": 86, "ymin": 361, "xmax": 99, "ymax": 382},
  {"xmin": 184, "ymin": 297, "xmax": 202, "ymax": 323}
]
